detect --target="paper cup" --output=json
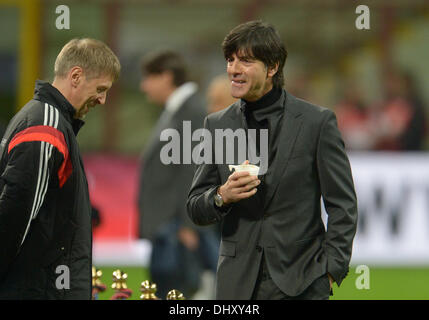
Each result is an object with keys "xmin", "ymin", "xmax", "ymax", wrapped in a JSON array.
[{"xmin": 228, "ymin": 164, "xmax": 260, "ymax": 176}]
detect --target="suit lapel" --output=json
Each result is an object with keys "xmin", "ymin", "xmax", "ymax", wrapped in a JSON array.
[
  {"xmin": 228, "ymin": 101, "xmax": 247, "ymax": 129},
  {"xmin": 264, "ymin": 93, "xmax": 303, "ymax": 208}
]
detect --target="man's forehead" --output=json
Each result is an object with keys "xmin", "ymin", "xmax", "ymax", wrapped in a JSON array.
[
  {"xmin": 90, "ymin": 74, "xmax": 113, "ymax": 86},
  {"xmin": 234, "ymin": 48, "xmax": 255, "ymax": 59}
]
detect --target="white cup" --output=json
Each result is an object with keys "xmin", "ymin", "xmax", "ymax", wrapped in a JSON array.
[{"xmin": 228, "ymin": 164, "xmax": 260, "ymax": 176}]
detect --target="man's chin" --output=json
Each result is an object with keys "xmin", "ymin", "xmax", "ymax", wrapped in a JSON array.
[
  {"xmin": 74, "ymin": 108, "xmax": 88, "ymax": 120},
  {"xmin": 230, "ymin": 89, "xmax": 245, "ymax": 100}
]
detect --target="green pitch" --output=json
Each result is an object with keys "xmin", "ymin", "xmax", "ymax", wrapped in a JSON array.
[
  {"xmin": 95, "ymin": 266, "xmax": 429, "ymax": 300},
  {"xmin": 330, "ymin": 266, "xmax": 429, "ymax": 300}
]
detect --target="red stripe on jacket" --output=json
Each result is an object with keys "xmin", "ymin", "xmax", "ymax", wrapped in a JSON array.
[{"xmin": 8, "ymin": 125, "xmax": 73, "ymax": 187}]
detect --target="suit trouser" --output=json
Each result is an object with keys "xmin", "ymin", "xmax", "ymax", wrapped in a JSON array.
[{"xmin": 251, "ymin": 252, "xmax": 332, "ymax": 300}]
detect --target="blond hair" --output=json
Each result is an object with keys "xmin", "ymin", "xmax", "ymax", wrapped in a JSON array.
[
  {"xmin": 54, "ymin": 38, "xmax": 121, "ymax": 81},
  {"xmin": 207, "ymin": 74, "xmax": 237, "ymax": 114}
]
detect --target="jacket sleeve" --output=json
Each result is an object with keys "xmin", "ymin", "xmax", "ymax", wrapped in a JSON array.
[
  {"xmin": 316, "ymin": 110, "xmax": 358, "ymax": 286},
  {"xmin": 187, "ymin": 117, "xmax": 232, "ymax": 226},
  {"xmin": 0, "ymin": 132, "xmax": 62, "ymax": 279}
]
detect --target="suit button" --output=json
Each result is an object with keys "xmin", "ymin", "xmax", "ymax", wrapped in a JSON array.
[{"xmin": 256, "ymin": 245, "xmax": 262, "ymax": 252}]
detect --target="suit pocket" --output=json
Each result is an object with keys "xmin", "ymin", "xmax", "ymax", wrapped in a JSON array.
[{"xmin": 219, "ymin": 240, "xmax": 236, "ymax": 257}]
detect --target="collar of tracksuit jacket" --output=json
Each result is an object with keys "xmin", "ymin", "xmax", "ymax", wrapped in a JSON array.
[{"xmin": 33, "ymin": 80, "xmax": 85, "ymax": 135}]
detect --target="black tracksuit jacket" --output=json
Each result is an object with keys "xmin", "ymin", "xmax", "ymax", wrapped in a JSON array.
[{"xmin": 0, "ymin": 80, "xmax": 92, "ymax": 299}]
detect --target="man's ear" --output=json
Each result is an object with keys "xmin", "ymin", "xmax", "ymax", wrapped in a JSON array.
[
  {"xmin": 69, "ymin": 66, "xmax": 84, "ymax": 88},
  {"xmin": 267, "ymin": 63, "xmax": 279, "ymax": 78},
  {"xmin": 162, "ymin": 70, "xmax": 175, "ymax": 87}
]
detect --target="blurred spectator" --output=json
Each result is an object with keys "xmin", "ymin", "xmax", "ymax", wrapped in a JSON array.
[
  {"xmin": 286, "ymin": 72, "xmax": 312, "ymax": 101},
  {"xmin": 137, "ymin": 50, "xmax": 219, "ymax": 299},
  {"xmin": 188, "ymin": 73, "xmax": 237, "ymax": 299},
  {"xmin": 334, "ymin": 81, "xmax": 375, "ymax": 150},
  {"xmin": 206, "ymin": 74, "xmax": 237, "ymax": 114},
  {"xmin": 372, "ymin": 70, "xmax": 427, "ymax": 151}
]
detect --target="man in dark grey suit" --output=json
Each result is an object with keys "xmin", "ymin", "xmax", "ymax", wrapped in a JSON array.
[
  {"xmin": 187, "ymin": 21, "xmax": 358, "ymax": 300},
  {"xmin": 138, "ymin": 51, "xmax": 218, "ymax": 298}
]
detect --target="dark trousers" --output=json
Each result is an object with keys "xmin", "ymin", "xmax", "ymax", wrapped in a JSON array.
[{"xmin": 251, "ymin": 253, "xmax": 331, "ymax": 300}]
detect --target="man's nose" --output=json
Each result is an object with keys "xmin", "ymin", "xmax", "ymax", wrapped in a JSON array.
[{"xmin": 97, "ymin": 92, "xmax": 107, "ymax": 105}]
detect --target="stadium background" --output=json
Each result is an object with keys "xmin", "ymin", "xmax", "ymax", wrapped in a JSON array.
[{"xmin": 1, "ymin": 0, "xmax": 428, "ymax": 300}]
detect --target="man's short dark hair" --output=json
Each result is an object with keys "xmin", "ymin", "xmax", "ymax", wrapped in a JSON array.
[
  {"xmin": 222, "ymin": 20, "xmax": 287, "ymax": 88},
  {"xmin": 141, "ymin": 50, "xmax": 187, "ymax": 87}
]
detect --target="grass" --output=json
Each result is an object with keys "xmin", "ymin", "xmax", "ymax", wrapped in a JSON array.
[
  {"xmin": 331, "ymin": 266, "xmax": 429, "ymax": 300},
  {"xmin": 94, "ymin": 266, "xmax": 429, "ymax": 300}
]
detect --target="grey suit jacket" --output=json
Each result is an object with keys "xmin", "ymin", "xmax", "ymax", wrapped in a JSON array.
[
  {"xmin": 187, "ymin": 90, "xmax": 358, "ymax": 299},
  {"xmin": 138, "ymin": 92, "xmax": 206, "ymax": 240}
]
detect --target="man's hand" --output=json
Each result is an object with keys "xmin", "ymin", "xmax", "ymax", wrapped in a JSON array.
[
  {"xmin": 218, "ymin": 160, "xmax": 261, "ymax": 205},
  {"xmin": 328, "ymin": 273, "xmax": 334, "ymax": 289},
  {"xmin": 177, "ymin": 227, "xmax": 199, "ymax": 251}
]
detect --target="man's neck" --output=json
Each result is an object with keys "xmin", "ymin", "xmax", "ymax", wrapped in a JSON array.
[
  {"xmin": 244, "ymin": 86, "xmax": 281, "ymax": 111},
  {"xmin": 52, "ymin": 78, "xmax": 71, "ymax": 104},
  {"xmin": 52, "ymin": 78, "xmax": 78, "ymax": 117}
]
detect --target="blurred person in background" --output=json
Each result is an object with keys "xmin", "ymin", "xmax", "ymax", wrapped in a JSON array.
[
  {"xmin": 187, "ymin": 20, "xmax": 358, "ymax": 300},
  {"xmin": 206, "ymin": 74, "xmax": 237, "ymax": 114},
  {"xmin": 285, "ymin": 71, "xmax": 312, "ymax": 101},
  {"xmin": 0, "ymin": 38, "xmax": 120, "ymax": 299},
  {"xmin": 138, "ymin": 50, "xmax": 219, "ymax": 299},
  {"xmin": 372, "ymin": 70, "xmax": 426, "ymax": 151},
  {"xmin": 189, "ymin": 73, "xmax": 237, "ymax": 299},
  {"xmin": 334, "ymin": 79, "xmax": 376, "ymax": 150}
]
